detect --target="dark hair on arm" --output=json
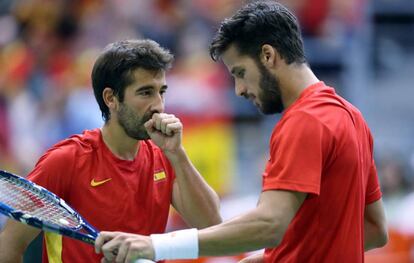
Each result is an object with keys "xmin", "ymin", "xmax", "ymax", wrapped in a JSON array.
[
  {"xmin": 91, "ymin": 39, "xmax": 174, "ymax": 122},
  {"xmin": 209, "ymin": 1, "xmax": 306, "ymax": 64}
]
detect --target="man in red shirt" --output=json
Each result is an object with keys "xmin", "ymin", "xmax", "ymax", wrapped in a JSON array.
[
  {"xmin": 95, "ymin": 2, "xmax": 388, "ymax": 263},
  {"xmin": 0, "ymin": 39, "xmax": 221, "ymax": 262}
]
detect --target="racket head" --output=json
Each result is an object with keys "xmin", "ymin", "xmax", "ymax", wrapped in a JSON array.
[{"xmin": 0, "ymin": 170, "xmax": 98, "ymax": 243}]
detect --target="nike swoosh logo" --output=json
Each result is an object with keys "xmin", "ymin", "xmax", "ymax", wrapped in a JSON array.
[{"xmin": 90, "ymin": 178, "xmax": 112, "ymax": 187}]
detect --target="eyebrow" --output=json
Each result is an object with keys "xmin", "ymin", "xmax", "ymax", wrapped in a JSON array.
[{"xmin": 136, "ymin": 84, "xmax": 168, "ymax": 91}]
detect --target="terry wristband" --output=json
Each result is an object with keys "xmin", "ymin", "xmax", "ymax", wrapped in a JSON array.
[{"xmin": 150, "ymin": 228, "xmax": 198, "ymax": 261}]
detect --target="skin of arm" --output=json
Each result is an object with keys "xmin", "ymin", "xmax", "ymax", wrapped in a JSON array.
[
  {"xmin": 95, "ymin": 189, "xmax": 306, "ymax": 262},
  {"xmin": 144, "ymin": 113, "xmax": 221, "ymax": 228},
  {"xmin": 364, "ymin": 199, "xmax": 388, "ymax": 251},
  {"xmin": 169, "ymin": 149, "xmax": 222, "ymax": 228},
  {"xmin": 145, "ymin": 113, "xmax": 222, "ymax": 228},
  {"xmin": 0, "ymin": 220, "xmax": 41, "ymax": 263},
  {"xmin": 198, "ymin": 190, "xmax": 306, "ymax": 256}
]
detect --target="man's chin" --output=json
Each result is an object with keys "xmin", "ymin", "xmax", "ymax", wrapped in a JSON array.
[
  {"xmin": 127, "ymin": 131, "xmax": 150, "ymax": 140},
  {"xmin": 259, "ymin": 106, "xmax": 284, "ymax": 115},
  {"xmin": 137, "ymin": 135, "xmax": 151, "ymax": 140}
]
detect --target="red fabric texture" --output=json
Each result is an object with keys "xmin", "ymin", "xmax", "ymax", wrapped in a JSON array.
[
  {"xmin": 263, "ymin": 82, "xmax": 382, "ymax": 262},
  {"xmin": 28, "ymin": 129, "xmax": 175, "ymax": 262}
]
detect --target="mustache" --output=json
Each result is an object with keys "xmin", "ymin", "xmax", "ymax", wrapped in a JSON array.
[
  {"xmin": 142, "ymin": 111, "xmax": 159, "ymax": 123},
  {"xmin": 243, "ymin": 94, "xmax": 249, "ymax": 100},
  {"xmin": 241, "ymin": 93, "xmax": 253, "ymax": 100}
]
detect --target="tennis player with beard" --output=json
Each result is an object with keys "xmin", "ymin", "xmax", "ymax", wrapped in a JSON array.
[
  {"xmin": 0, "ymin": 39, "xmax": 221, "ymax": 263},
  {"xmin": 95, "ymin": 2, "xmax": 388, "ymax": 263}
]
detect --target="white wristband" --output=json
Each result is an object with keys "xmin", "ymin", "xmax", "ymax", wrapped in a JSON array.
[{"xmin": 150, "ymin": 228, "xmax": 199, "ymax": 261}]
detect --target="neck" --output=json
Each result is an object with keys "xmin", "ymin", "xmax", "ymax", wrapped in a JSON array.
[
  {"xmin": 279, "ymin": 64, "xmax": 319, "ymax": 109},
  {"xmin": 101, "ymin": 121, "xmax": 140, "ymax": 161}
]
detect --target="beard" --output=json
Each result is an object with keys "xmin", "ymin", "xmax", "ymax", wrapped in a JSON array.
[
  {"xmin": 256, "ymin": 62, "xmax": 284, "ymax": 114},
  {"xmin": 117, "ymin": 103, "xmax": 153, "ymax": 140}
]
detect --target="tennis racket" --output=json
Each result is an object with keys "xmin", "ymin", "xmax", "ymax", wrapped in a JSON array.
[{"xmin": 0, "ymin": 170, "xmax": 154, "ymax": 263}]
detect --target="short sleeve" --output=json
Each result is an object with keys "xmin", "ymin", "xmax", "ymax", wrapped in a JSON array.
[
  {"xmin": 365, "ymin": 159, "xmax": 382, "ymax": 204},
  {"xmin": 27, "ymin": 146, "xmax": 76, "ymax": 200},
  {"xmin": 262, "ymin": 112, "xmax": 330, "ymax": 196}
]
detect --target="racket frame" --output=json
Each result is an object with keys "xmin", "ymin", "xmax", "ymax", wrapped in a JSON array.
[{"xmin": 0, "ymin": 170, "xmax": 98, "ymax": 244}]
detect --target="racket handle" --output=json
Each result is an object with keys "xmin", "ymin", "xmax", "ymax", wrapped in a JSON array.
[{"xmin": 134, "ymin": 260, "xmax": 155, "ymax": 263}]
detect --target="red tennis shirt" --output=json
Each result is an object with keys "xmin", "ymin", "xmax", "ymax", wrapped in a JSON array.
[
  {"xmin": 262, "ymin": 82, "xmax": 382, "ymax": 262},
  {"xmin": 27, "ymin": 129, "xmax": 175, "ymax": 262}
]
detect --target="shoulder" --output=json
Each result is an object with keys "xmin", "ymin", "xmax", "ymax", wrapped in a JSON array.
[
  {"xmin": 280, "ymin": 92, "xmax": 358, "ymax": 137},
  {"xmin": 65, "ymin": 128, "xmax": 101, "ymax": 150},
  {"xmin": 270, "ymin": 110, "xmax": 334, "ymax": 150},
  {"xmin": 277, "ymin": 110, "xmax": 328, "ymax": 134},
  {"xmin": 54, "ymin": 129, "xmax": 100, "ymax": 153},
  {"xmin": 27, "ymin": 129, "xmax": 101, "ymax": 183},
  {"xmin": 37, "ymin": 129, "xmax": 101, "ymax": 165}
]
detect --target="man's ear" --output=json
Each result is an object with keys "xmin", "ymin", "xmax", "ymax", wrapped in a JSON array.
[
  {"xmin": 260, "ymin": 44, "xmax": 279, "ymax": 69},
  {"xmin": 102, "ymin": 87, "xmax": 118, "ymax": 110}
]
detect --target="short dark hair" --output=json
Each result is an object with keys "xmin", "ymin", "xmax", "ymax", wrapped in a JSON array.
[
  {"xmin": 91, "ymin": 39, "xmax": 174, "ymax": 122},
  {"xmin": 209, "ymin": 1, "xmax": 306, "ymax": 64}
]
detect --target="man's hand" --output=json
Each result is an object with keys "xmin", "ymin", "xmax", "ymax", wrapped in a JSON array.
[
  {"xmin": 144, "ymin": 113, "xmax": 183, "ymax": 153},
  {"xmin": 95, "ymin": 232, "xmax": 155, "ymax": 263}
]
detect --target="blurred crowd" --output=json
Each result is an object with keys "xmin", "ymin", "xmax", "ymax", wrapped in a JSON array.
[{"xmin": 0, "ymin": 0, "xmax": 413, "ymax": 262}]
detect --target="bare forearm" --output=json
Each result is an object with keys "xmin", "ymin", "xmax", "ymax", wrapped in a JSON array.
[
  {"xmin": 95, "ymin": 191, "xmax": 304, "ymax": 262},
  {"xmin": 0, "ymin": 251, "xmax": 23, "ymax": 263},
  {"xmin": 0, "ymin": 234, "xmax": 24, "ymax": 263},
  {"xmin": 197, "ymin": 190, "xmax": 305, "ymax": 257},
  {"xmin": 0, "ymin": 220, "xmax": 40, "ymax": 262},
  {"xmin": 198, "ymin": 209, "xmax": 282, "ymax": 257},
  {"xmin": 364, "ymin": 200, "xmax": 388, "ymax": 251},
  {"xmin": 166, "ymin": 148, "xmax": 221, "ymax": 228},
  {"xmin": 364, "ymin": 219, "xmax": 388, "ymax": 251}
]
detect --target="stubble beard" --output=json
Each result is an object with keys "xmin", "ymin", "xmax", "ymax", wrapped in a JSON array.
[
  {"xmin": 256, "ymin": 62, "xmax": 284, "ymax": 115},
  {"xmin": 117, "ymin": 103, "xmax": 153, "ymax": 140}
]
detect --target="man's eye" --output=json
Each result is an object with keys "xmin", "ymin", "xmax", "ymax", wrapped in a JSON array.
[{"xmin": 139, "ymin": 91, "xmax": 152, "ymax": 96}]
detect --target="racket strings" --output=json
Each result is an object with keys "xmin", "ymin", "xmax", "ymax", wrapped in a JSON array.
[{"xmin": 0, "ymin": 177, "xmax": 80, "ymax": 228}]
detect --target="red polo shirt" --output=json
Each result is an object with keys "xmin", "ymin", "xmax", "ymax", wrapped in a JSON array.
[
  {"xmin": 28, "ymin": 129, "xmax": 175, "ymax": 262},
  {"xmin": 263, "ymin": 82, "xmax": 381, "ymax": 262}
]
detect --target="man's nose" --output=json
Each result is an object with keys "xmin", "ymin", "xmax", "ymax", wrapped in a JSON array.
[
  {"xmin": 235, "ymin": 80, "xmax": 247, "ymax": 97},
  {"xmin": 151, "ymin": 93, "xmax": 165, "ymax": 113}
]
